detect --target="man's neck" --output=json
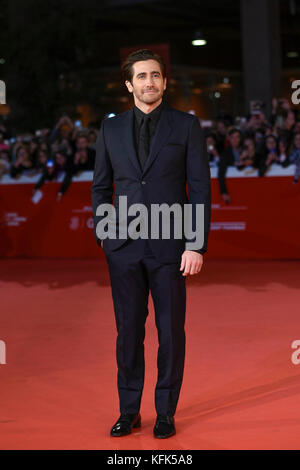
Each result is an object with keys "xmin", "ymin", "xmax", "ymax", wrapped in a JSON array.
[{"xmin": 134, "ymin": 97, "xmax": 162, "ymax": 114}]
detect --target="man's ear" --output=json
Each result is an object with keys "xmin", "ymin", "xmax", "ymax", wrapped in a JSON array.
[
  {"xmin": 125, "ymin": 80, "xmax": 133, "ymax": 93},
  {"xmin": 163, "ymin": 77, "xmax": 167, "ymax": 91}
]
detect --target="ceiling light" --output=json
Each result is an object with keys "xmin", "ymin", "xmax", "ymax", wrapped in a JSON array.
[{"xmin": 192, "ymin": 31, "xmax": 207, "ymax": 47}]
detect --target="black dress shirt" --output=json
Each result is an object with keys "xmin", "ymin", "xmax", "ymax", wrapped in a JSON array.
[{"xmin": 133, "ymin": 99, "xmax": 165, "ymax": 159}]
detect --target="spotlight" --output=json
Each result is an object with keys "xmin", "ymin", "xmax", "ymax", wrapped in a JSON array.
[{"xmin": 191, "ymin": 31, "xmax": 207, "ymax": 47}]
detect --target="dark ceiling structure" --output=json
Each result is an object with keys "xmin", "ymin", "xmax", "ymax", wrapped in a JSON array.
[
  {"xmin": 0, "ymin": 0, "xmax": 299, "ymax": 130},
  {"xmin": 94, "ymin": 0, "xmax": 300, "ymax": 69}
]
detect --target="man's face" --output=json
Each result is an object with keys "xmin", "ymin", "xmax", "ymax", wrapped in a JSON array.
[
  {"xmin": 230, "ymin": 132, "xmax": 241, "ymax": 148},
  {"xmin": 125, "ymin": 59, "xmax": 166, "ymax": 107},
  {"xmin": 294, "ymin": 134, "xmax": 300, "ymax": 149},
  {"xmin": 217, "ymin": 122, "xmax": 226, "ymax": 135},
  {"xmin": 244, "ymin": 138, "xmax": 255, "ymax": 153},
  {"xmin": 76, "ymin": 137, "xmax": 88, "ymax": 150},
  {"xmin": 55, "ymin": 153, "xmax": 67, "ymax": 165}
]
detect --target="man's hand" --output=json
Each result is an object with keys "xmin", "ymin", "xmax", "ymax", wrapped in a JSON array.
[{"xmin": 180, "ymin": 251, "xmax": 203, "ymax": 276}]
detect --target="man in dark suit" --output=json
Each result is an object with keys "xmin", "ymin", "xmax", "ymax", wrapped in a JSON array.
[{"xmin": 91, "ymin": 49, "xmax": 211, "ymax": 438}]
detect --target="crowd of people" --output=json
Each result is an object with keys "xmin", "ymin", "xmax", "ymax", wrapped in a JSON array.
[
  {"xmin": 0, "ymin": 115, "xmax": 97, "ymax": 201},
  {"xmin": 204, "ymin": 98, "xmax": 300, "ymax": 203},
  {"xmin": 0, "ymin": 97, "xmax": 299, "ymax": 203}
]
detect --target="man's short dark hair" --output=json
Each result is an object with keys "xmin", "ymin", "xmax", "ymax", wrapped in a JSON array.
[
  {"xmin": 76, "ymin": 133, "xmax": 88, "ymax": 141},
  {"xmin": 228, "ymin": 128, "xmax": 242, "ymax": 138},
  {"xmin": 121, "ymin": 49, "xmax": 166, "ymax": 84}
]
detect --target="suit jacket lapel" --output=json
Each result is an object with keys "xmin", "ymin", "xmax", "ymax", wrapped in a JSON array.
[
  {"xmin": 142, "ymin": 103, "xmax": 173, "ymax": 175},
  {"xmin": 119, "ymin": 107, "xmax": 142, "ymax": 175}
]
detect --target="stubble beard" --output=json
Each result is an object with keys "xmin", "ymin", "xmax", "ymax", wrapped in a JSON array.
[{"xmin": 136, "ymin": 89, "xmax": 163, "ymax": 106}]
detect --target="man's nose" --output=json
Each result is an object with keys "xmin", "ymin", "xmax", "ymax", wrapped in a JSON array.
[{"xmin": 145, "ymin": 76, "xmax": 155, "ymax": 87}]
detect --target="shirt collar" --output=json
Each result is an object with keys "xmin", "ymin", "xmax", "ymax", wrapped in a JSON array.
[{"xmin": 133, "ymin": 99, "xmax": 165, "ymax": 125}]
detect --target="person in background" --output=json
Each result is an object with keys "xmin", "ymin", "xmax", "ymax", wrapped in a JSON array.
[
  {"xmin": 35, "ymin": 148, "xmax": 49, "ymax": 171},
  {"xmin": 36, "ymin": 140, "xmax": 49, "ymax": 155},
  {"xmin": 29, "ymin": 138, "xmax": 39, "ymax": 162},
  {"xmin": 270, "ymin": 98, "xmax": 290, "ymax": 129},
  {"xmin": 215, "ymin": 119, "xmax": 228, "ymax": 153},
  {"xmin": 74, "ymin": 134, "xmax": 96, "ymax": 169},
  {"xmin": 50, "ymin": 115, "xmax": 74, "ymax": 157},
  {"xmin": 54, "ymin": 150, "xmax": 69, "ymax": 173},
  {"xmin": 253, "ymin": 128, "xmax": 266, "ymax": 155},
  {"xmin": 205, "ymin": 133, "xmax": 220, "ymax": 167},
  {"xmin": 50, "ymin": 115, "xmax": 74, "ymax": 140},
  {"xmin": 56, "ymin": 135, "xmax": 95, "ymax": 201},
  {"xmin": 277, "ymin": 110, "xmax": 297, "ymax": 149},
  {"xmin": 289, "ymin": 133, "xmax": 300, "ymax": 184},
  {"xmin": 32, "ymin": 150, "xmax": 70, "ymax": 200},
  {"xmin": 236, "ymin": 136, "xmax": 262, "ymax": 171},
  {"xmin": 277, "ymin": 138, "xmax": 290, "ymax": 168},
  {"xmin": 87, "ymin": 130, "xmax": 98, "ymax": 151},
  {"xmin": 259, "ymin": 134, "xmax": 280, "ymax": 176},
  {"xmin": 218, "ymin": 128, "xmax": 242, "ymax": 204},
  {"xmin": 0, "ymin": 149, "xmax": 10, "ymax": 178},
  {"xmin": 10, "ymin": 146, "xmax": 35, "ymax": 179},
  {"xmin": 246, "ymin": 110, "xmax": 268, "ymax": 134},
  {"xmin": 33, "ymin": 158, "xmax": 57, "ymax": 193}
]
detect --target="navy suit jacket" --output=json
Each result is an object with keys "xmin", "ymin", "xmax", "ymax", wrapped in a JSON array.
[{"xmin": 91, "ymin": 102, "xmax": 211, "ymax": 263}]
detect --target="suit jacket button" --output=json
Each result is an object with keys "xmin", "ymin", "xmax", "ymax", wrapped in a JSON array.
[{"xmin": 141, "ymin": 181, "xmax": 146, "ymax": 185}]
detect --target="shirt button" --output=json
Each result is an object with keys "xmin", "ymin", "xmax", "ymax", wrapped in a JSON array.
[{"xmin": 141, "ymin": 181, "xmax": 146, "ymax": 185}]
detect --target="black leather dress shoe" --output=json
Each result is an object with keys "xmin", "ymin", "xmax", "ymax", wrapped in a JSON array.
[
  {"xmin": 153, "ymin": 414, "xmax": 176, "ymax": 439},
  {"xmin": 110, "ymin": 412, "xmax": 141, "ymax": 437}
]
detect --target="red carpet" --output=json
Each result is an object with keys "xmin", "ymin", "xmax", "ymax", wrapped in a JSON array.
[{"xmin": 0, "ymin": 258, "xmax": 300, "ymax": 450}]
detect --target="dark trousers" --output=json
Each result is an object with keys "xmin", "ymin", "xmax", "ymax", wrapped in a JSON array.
[{"xmin": 104, "ymin": 237, "xmax": 186, "ymax": 417}]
